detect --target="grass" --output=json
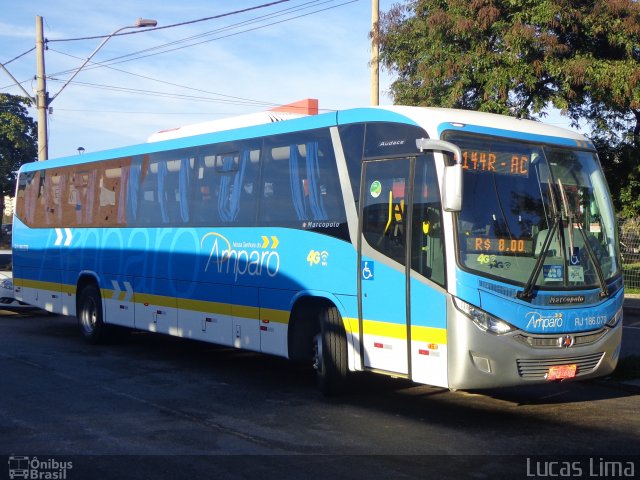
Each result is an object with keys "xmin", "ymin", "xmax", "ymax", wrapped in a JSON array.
[{"xmin": 623, "ymin": 262, "xmax": 640, "ymax": 291}]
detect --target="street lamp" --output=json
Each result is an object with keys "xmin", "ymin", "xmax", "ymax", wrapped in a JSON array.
[
  {"xmin": 50, "ymin": 18, "xmax": 158, "ymax": 103},
  {"xmin": 35, "ymin": 16, "xmax": 158, "ymax": 160}
]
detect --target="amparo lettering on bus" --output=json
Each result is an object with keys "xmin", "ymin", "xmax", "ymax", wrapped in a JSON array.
[
  {"xmin": 525, "ymin": 311, "xmax": 564, "ymax": 331},
  {"xmin": 200, "ymin": 232, "xmax": 280, "ymax": 281}
]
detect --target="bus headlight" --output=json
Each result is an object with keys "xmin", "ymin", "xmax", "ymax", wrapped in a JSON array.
[
  {"xmin": 607, "ymin": 307, "xmax": 623, "ymax": 328},
  {"xmin": 453, "ymin": 298, "xmax": 516, "ymax": 335}
]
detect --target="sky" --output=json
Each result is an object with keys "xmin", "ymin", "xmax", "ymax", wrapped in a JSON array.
[{"xmin": 1, "ymin": 0, "xmax": 396, "ymax": 159}]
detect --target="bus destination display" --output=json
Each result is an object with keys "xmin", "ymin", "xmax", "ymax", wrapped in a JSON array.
[
  {"xmin": 467, "ymin": 237, "xmax": 534, "ymax": 255},
  {"xmin": 461, "ymin": 149, "xmax": 529, "ymax": 177}
]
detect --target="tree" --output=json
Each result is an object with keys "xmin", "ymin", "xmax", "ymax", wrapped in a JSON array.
[
  {"xmin": 377, "ymin": 0, "xmax": 640, "ymax": 216},
  {"xmin": 593, "ymin": 132, "xmax": 640, "ymax": 217},
  {"xmin": 0, "ymin": 94, "xmax": 37, "ymax": 221}
]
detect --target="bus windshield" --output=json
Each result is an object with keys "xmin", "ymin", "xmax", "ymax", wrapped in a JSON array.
[{"xmin": 446, "ymin": 132, "xmax": 620, "ymax": 290}]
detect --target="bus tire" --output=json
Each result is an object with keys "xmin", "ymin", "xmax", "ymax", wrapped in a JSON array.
[
  {"xmin": 313, "ymin": 305, "xmax": 348, "ymax": 395},
  {"xmin": 77, "ymin": 284, "xmax": 110, "ymax": 344}
]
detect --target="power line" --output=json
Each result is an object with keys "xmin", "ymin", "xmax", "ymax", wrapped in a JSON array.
[
  {"xmin": 1, "ymin": 47, "xmax": 36, "ymax": 66},
  {"xmin": 49, "ymin": 0, "xmax": 355, "ymax": 78},
  {"xmin": 46, "ymin": 0, "xmax": 291, "ymax": 43},
  {"xmin": 96, "ymin": 0, "xmax": 346, "ymax": 67},
  {"xmin": 42, "ymin": 0, "xmax": 357, "ymax": 111},
  {"xmin": 1, "ymin": 0, "xmax": 301, "ymax": 91},
  {"xmin": 46, "ymin": 51, "xmax": 278, "ymax": 108},
  {"xmin": 55, "ymin": 109, "xmax": 240, "ymax": 115},
  {"xmin": 2, "ymin": 0, "xmax": 358, "ymax": 111},
  {"xmin": 46, "ymin": 77, "xmax": 278, "ymax": 107}
]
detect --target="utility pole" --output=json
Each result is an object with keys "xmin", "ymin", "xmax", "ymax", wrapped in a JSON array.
[
  {"xmin": 35, "ymin": 15, "xmax": 48, "ymax": 160},
  {"xmin": 371, "ymin": 0, "xmax": 380, "ymax": 106},
  {"xmin": 2, "ymin": 16, "xmax": 156, "ymax": 161}
]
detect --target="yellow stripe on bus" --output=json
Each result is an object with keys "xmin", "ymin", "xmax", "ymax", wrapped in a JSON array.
[
  {"xmin": 260, "ymin": 307, "xmax": 290, "ymax": 324},
  {"xmin": 16, "ymin": 278, "xmax": 59, "ymax": 291},
  {"xmin": 343, "ymin": 318, "xmax": 447, "ymax": 345},
  {"xmin": 177, "ymin": 298, "xmax": 231, "ymax": 315},
  {"xmin": 16, "ymin": 277, "xmax": 446, "ymax": 343}
]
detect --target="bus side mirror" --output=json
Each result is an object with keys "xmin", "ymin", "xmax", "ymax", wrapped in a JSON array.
[
  {"xmin": 443, "ymin": 164, "xmax": 463, "ymax": 212},
  {"xmin": 416, "ymin": 138, "xmax": 463, "ymax": 212}
]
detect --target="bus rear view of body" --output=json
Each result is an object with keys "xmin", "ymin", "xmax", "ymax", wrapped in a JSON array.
[{"xmin": 12, "ymin": 106, "xmax": 623, "ymax": 394}]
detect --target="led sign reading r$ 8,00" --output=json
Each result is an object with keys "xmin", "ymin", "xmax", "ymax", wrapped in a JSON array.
[{"xmin": 467, "ymin": 237, "xmax": 534, "ymax": 255}]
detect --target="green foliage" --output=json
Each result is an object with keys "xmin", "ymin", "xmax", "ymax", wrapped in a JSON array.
[
  {"xmin": 623, "ymin": 263, "xmax": 640, "ymax": 289},
  {"xmin": 0, "ymin": 94, "xmax": 37, "ymax": 198},
  {"xmin": 378, "ymin": 0, "xmax": 640, "ymax": 216},
  {"xmin": 593, "ymin": 135, "xmax": 640, "ymax": 217},
  {"xmin": 379, "ymin": 0, "xmax": 640, "ymax": 126}
]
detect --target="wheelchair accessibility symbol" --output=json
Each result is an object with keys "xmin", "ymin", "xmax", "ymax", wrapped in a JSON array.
[
  {"xmin": 361, "ymin": 261, "xmax": 374, "ymax": 280},
  {"xmin": 570, "ymin": 247, "xmax": 581, "ymax": 266}
]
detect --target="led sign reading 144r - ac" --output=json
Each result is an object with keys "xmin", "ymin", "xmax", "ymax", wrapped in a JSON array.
[{"xmin": 461, "ymin": 149, "xmax": 529, "ymax": 177}]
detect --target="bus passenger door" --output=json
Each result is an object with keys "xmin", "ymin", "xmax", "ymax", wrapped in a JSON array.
[{"xmin": 358, "ymin": 158, "xmax": 412, "ymax": 376}]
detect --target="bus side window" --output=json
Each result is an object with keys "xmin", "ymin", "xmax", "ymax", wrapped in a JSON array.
[
  {"xmin": 215, "ymin": 151, "xmax": 251, "ymax": 224},
  {"xmin": 259, "ymin": 129, "xmax": 343, "ymax": 226},
  {"xmin": 97, "ymin": 165, "xmax": 120, "ymax": 225},
  {"xmin": 135, "ymin": 150, "xmax": 194, "ymax": 226},
  {"xmin": 15, "ymin": 171, "xmax": 40, "ymax": 227},
  {"xmin": 412, "ymin": 154, "xmax": 445, "ymax": 286},
  {"xmin": 137, "ymin": 159, "xmax": 161, "ymax": 225},
  {"xmin": 260, "ymin": 145, "xmax": 299, "ymax": 224},
  {"xmin": 234, "ymin": 148, "xmax": 260, "ymax": 225},
  {"xmin": 194, "ymin": 142, "xmax": 259, "ymax": 226},
  {"xmin": 161, "ymin": 158, "xmax": 188, "ymax": 224},
  {"xmin": 33, "ymin": 169, "xmax": 65, "ymax": 227},
  {"xmin": 192, "ymin": 154, "xmax": 219, "ymax": 225}
]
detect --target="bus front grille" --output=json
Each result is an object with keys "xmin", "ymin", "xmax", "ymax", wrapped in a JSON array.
[{"xmin": 516, "ymin": 352, "xmax": 605, "ymax": 379}]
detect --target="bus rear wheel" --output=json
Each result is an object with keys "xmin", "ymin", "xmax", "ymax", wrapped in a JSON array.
[
  {"xmin": 78, "ymin": 284, "xmax": 111, "ymax": 344},
  {"xmin": 313, "ymin": 305, "xmax": 348, "ymax": 395}
]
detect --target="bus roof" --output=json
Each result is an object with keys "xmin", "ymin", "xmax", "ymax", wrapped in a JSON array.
[
  {"xmin": 21, "ymin": 106, "xmax": 592, "ymax": 171},
  {"xmin": 146, "ymin": 111, "xmax": 308, "ymax": 142}
]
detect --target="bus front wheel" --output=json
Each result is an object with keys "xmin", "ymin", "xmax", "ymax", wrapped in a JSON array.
[
  {"xmin": 313, "ymin": 306, "xmax": 348, "ymax": 395},
  {"xmin": 78, "ymin": 284, "xmax": 110, "ymax": 344}
]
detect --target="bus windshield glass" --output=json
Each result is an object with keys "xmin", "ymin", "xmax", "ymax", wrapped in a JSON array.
[{"xmin": 445, "ymin": 132, "xmax": 620, "ymax": 289}]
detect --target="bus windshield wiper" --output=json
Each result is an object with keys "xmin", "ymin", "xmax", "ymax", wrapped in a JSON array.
[
  {"xmin": 556, "ymin": 180, "xmax": 609, "ymax": 298},
  {"xmin": 574, "ymin": 225, "xmax": 609, "ymax": 297},
  {"xmin": 518, "ymin": 214, "xmax": 560, "ymax": 300},
  {"xmin": 518, "ymin": 168, "xmax": 562, "ymax": 300}
]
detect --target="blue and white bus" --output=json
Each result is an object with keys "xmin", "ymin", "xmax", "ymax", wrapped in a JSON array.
[{"xmin": 12, "ymin": 106, "xmax": 623, "ymax": 394}]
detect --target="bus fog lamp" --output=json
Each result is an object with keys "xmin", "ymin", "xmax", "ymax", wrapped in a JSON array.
[
  {"xmin": 471, "ymin": 353, "xmax": 492, "ymax": 373},
  {"xmin": 454, "ymin": 298, "xmax": 515, "ymax": 335}
]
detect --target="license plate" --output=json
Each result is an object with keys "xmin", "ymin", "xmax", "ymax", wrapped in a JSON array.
[{"xmin": 546, "ymin": 364, "xmax": 577, "ymax": 380}]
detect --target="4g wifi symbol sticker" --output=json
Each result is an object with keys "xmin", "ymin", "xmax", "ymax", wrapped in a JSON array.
[{"xmin": 307, "ymin": 250, "xmax": 329, "ymax": 267}]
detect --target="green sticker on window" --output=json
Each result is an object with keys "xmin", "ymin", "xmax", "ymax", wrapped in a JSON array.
[{"xmin": 370, "ymin": 180, "xmax": 382, "ymax": 198}]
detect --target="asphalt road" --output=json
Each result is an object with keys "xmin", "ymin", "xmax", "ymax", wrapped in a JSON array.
[{"xmin": 1, "ymin": 310, "xmax": 639, "ymax": 480}]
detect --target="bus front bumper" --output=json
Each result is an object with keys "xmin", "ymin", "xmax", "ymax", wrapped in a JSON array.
[{"xmin": 446, "ymin": 304, "xmax": 623, "ymax": 390}]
